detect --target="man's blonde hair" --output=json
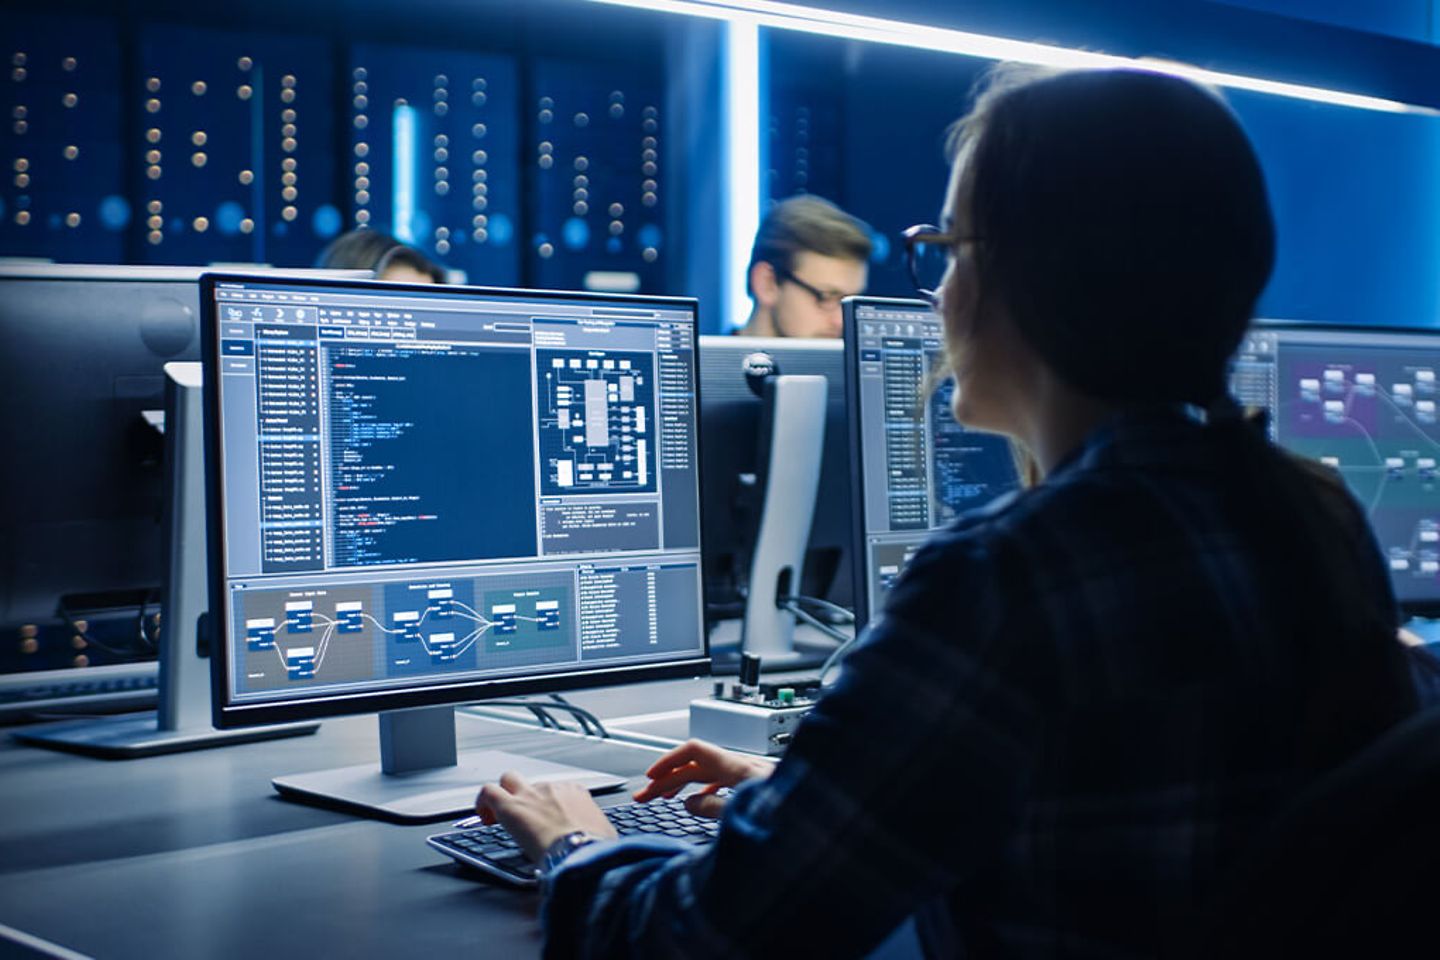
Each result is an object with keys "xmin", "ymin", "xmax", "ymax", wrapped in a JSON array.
[{"xmin": 747, "ymin": 195, "xmax": 872, "ymax": 296}]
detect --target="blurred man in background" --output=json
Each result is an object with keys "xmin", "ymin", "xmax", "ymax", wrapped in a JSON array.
[{"xmin": 738, "ymin": 195, "xmax": 871, "ymax": 338}]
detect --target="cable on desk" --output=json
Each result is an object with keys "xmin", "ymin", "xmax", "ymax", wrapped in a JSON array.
[
  {"xmin": 527, "ymin": 704, "xmax": 559, "ymax": 730},
  {"xmin": 549, "ymin": 693, "xmax": 608, "ymax": 738},
  {"xmin": 535, "ymin": 698, "xmax": 573, "ymax": 734},
  {"xmin": 780, "ymin": 600, "xmax": 849, "ymax": 647},
  {"xmin": 778, "ymin": 594, "xmax": 855, "ymax": 624},
  {"xmin": 816, "ymin": 627, "xmax": 867, "ymax": 685},
  {"xmin": 775, "ymin": 595, "xmax": 866, "ymax": 683},
  {"xmin": 475, "ymin": 698, "xmax": 610, "ymax": 739}
]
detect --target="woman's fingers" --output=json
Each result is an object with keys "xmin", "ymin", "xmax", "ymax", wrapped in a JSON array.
[
  {"xmin": 643, "ymin": 740, "xmax": 717, "ymax": 779},
  {"xmin": 633, "ymin": 764, "xmax": 704, "ymax": 801},
  {"xmin": 683, "ymin": 791, "xmax": 728, "ymax": 820},
  {"xmin": 498, "ymin": 770, "xmax": 531, "ymax": 795},
  {"xmin": 476, "ymin": 780, "xmax": 515, "ymax": 822}
]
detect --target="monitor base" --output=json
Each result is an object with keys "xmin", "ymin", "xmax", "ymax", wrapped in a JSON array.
[
  {"xmin": 272, "ymin": 749, "xmax": 627, "ymax": 824},
  {"xmin": 13, "ymin": 711, "xmax": 318, "ymax": 758}
]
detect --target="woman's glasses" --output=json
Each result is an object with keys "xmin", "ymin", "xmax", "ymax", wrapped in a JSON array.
[{"xmin": 902, "ymin": 223, "xmax": 977, "ymax": 305}]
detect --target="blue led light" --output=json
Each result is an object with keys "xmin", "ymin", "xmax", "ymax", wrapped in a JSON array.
[
  {"xmin": 638, "ymin": 223, "xmax": 662, "ymax": 251},
  {"xmin": 216, "ymin": 201, "xmax": 245, "ymax": 236},
  {"xmin": 870, "ymin": 232, "xmax": 891, "ymax": 265},
  {"xmin": 313, "ymin": 204, "xmax": 342, "ymax": 239},
  {"xmin": 563, "ymin": 217, "xmax": 590, "ymax": 250},
  {"xmin": 98, "ymin": 195, "xmax": 131, "ymax": 231},
  {"xmin": 488, "ymin": 213, "xmax": 514, "ymax": 247}
]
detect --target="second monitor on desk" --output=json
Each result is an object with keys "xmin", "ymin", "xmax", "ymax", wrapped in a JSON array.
[
  {"xmin": 201, "ymin": 275, "xmax": 709, "ymax": 821},
  {"xmin": 1231, "ymin": 321, "xmax": 1440, "ymax": 618},
  {"xmin": 845, "ymin": 309, "xmax": 1440, "ymax": 631},
  {"xmin": 699, "ymin": 336, "xmax": 853, "ymax": 667}
]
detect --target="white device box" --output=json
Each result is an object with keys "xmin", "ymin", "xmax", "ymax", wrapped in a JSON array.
[{"xmin": 689, "ymin": 696, "xmax": 813, "ymax": 756}]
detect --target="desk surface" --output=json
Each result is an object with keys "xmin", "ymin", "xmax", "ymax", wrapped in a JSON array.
[{"xmin": 0, "ymin": 688, "xmax": 698, "ymax": 959}]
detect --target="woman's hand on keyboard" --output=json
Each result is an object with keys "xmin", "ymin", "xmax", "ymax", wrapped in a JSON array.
[
  {"xmin": 474, "ymin": 772, "xmax": 618, "ymax": 862},
  {"xmin": 633, "ymin": 739, "xmax": 775, "ymax": 819}
]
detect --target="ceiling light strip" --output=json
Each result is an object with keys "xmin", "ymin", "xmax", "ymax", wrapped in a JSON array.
[{"xmin": 588, "ymin": 0, "xmax": 1438, "ymax": 115}]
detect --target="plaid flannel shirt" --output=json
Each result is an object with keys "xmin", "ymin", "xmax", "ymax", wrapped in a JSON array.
[{"xmin": 541, "ymin": 408, "xmax": 1418, "ymax": 959}]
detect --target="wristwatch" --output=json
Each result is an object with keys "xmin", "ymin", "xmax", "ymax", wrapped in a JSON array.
[{"xmin": 543, "ymin": 830, "xmax": 600, "ymax": 875}]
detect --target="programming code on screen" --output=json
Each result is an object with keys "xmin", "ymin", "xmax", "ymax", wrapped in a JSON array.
[
  {"xmin": 851, "ymin": 302, "xmax": 1020, "ymax": 618},
  {"xmin": 212, "ymin": 280, "xmax": 704, "ymax": 703}
]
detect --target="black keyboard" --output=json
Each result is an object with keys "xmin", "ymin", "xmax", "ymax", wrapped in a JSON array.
[{"xmin": 428, "ymin": 795, "xmax": 722, "ymax": 887}]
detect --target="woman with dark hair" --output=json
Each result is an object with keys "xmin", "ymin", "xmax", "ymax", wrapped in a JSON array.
[
  {"xmin": 472, "ymin": 67, "xmax": 1418, "ymax": 957},
  {"xmin": 316, "ymin": 228, "xmax": 446, "ymax": 283}
]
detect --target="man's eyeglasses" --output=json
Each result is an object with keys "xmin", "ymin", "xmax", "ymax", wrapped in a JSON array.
[
  {"xmin": 774, "ymin": 267, "xmax": 852, "ymax": 310},
  {"xmin": 902, "ymin": 223, "xmax": 979, "ymax": 304}
]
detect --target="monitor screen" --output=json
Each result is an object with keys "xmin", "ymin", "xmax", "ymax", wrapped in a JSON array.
[
  {"xmin": 1231, "ymin": 322, "xmax": 1440, "ymax": 610},
  {"xmin": 844, "ymin": 297, "xmax": 1021, "ymax": 627},
  {"xmin": 203, "ymin": 275, "xmax": 707, "ymax": 727}
]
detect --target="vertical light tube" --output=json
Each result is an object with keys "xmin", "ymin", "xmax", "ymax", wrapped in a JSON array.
[
  {"xmin": 724, "ymin": 17, "xmax": 761, "ymax": 331},
  {"xmin": 392, "ymin": 104, "xmax": 419, "ymax": 244}
]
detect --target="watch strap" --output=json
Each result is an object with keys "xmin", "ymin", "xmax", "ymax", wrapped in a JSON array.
[{"xmin": 542, "ymin": 830, "xmax": 599, "ymax": 875}]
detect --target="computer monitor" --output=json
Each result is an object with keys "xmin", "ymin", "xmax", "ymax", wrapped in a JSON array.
[
  {"xmin": 202, "ymin": 274, "xmax": 707, "ymax": 820},
  {"xmin": 1230, "ymin": 321, "xmax": 1440, "ymax": 616},
  {"xmin": 843, "ymin": 296, "xmax": 1023, "ymax": 628},
  {"xmin": 698, "ymin": 336, "xmax": 852, "ymax": 616},
  {"xmin": 14, "ymin": 362, "xmax": 317, "ymax": 753},
  {"xmin": 0, "ymin": 264, "xmax": 362, "ymax": 719},
  {"xmin": 0, "ymin": 266, "xmax": 200, "ymax": 656}
]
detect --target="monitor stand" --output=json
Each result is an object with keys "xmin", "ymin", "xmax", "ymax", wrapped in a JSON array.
[
  {"xmin": 15, "ymin": 363, "xmax": 318, "ymax": 758},
  {"xmin": 271, "ymin": 705, "xmax": 627, "ymax": 823},
  {"xmin": 712, "ymin": 374, "xmax": 840, "ymax": 672}
]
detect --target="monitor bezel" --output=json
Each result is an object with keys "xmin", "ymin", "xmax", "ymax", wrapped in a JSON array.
[
  {"xmin": 1244, "ymin": 317, "xmax": 1440, "ymax": 617},
  {"xmin": 201, "ymin": 272, "xmax": 710, "ymax": 729},
  {"xmin": 842, "ymin": 295, "xmax": 938, "ymax": 631}
]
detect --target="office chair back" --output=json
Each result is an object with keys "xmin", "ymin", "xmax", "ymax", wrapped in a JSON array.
[{"xmin": 1184, "ymin": 703, "xmax": 1440, "ymax": 957}]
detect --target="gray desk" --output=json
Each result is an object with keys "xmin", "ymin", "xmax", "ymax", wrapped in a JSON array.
[
  {"xmin": 0, "ymin": 660, "xmax": 847, "ymax": 959},
  {"xmin": 0, "ymin": 704, "xmax": 682, "ymax": 959}
]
